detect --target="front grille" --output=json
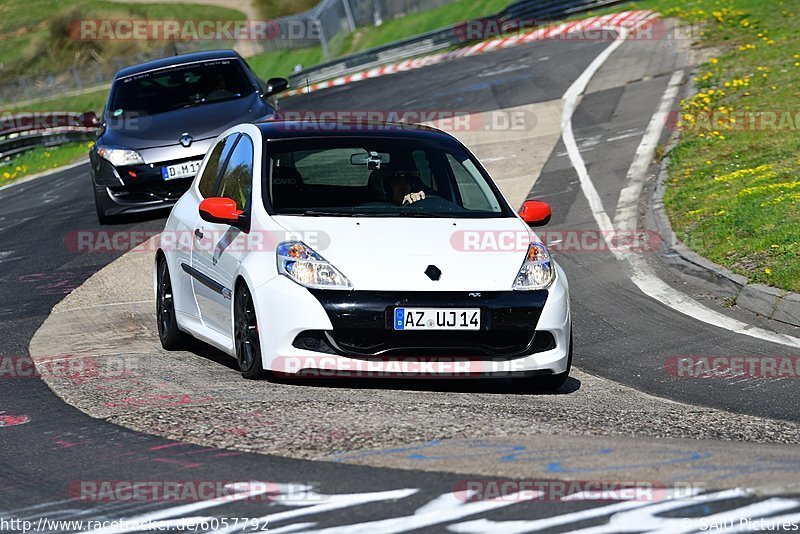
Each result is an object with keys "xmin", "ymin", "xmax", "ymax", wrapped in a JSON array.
[
  {"xmin": 293, "ymin": 330, "xmax": 556, "ymax": 358},
  {"xmin": 108, "ymin": 179, "xmax": 191, "ymax": 202}
]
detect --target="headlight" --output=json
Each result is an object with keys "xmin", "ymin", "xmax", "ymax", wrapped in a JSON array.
[
  {"xmin": 513, "ymin": 242, "xmax": 555, "ymax": 290},
  {"xmin": 277, "ymin": 242, "xmax": 352, "ymax": 290},
  {"xmin": 96, "ymin": 145, "xmax": 145, "ymax": 167}
]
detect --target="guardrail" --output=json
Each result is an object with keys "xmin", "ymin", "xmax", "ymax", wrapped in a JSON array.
[
  {"xmin": 0, "ymin": 112, "xmax": 99, "ymax": 160},
  {"xmin": 290, "ymin": 0, "xmax": 631, "ymax": 86}
]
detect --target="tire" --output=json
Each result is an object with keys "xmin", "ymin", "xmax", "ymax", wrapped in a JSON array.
[
  {"xmin": 234, "ymin": 283, "xmax": 268, "ymax": 380},
  {"xmin": 513, "ymin": 328, "xmax": 573, "ymax": 392},
  {"xmin": 156, "ymin": 257, "xmax": 190, "ymax": 350},
  {"xmin": 94, "ymin": 188, "xmax": 114, "ymax": 225}
]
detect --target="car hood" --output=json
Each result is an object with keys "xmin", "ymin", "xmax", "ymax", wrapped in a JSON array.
[
  {"xmin": 270, "ymin": 216, "xmax": 539, "ymax": 292},
  {"xmin": 101, "ymin": 93, "xmax": 271, "ymax": 150}
]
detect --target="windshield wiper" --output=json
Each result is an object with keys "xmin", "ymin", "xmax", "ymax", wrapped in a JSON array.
[
  {"xmin": 181, "ymin": 100, "xmax": 205, "ymax": 109},
  {"xmin": 281, "ymin": 210, "xmax": 451, "ymax": 218},
  {"xmin": 395, "ymin": 210, "xmax": 450, "ymax": 217},
  {"xmin": 296, "ymin": 210, "xmax": 371, "ymax": 217}
]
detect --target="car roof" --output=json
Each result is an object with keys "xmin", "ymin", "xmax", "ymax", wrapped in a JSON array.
[
  {"xmin": 255, "ymin": 120, "xmax": 460, "ymax": 142},
  {"xmin": 114, "ymin": 49, "xmax": 242, "ymax": 80}
]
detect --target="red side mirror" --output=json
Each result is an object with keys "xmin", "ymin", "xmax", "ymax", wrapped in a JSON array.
[
  {"xmin": 199, "ymin": 197, "xmax": 243, "ymax": 226},
  {"xmin": 519, "ymin": 200, "xmax": 552, "ymax": 227}
]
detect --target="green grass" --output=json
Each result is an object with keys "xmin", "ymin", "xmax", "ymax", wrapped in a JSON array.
[
  {"xmin": 601, "ymin": 0, "xmax": 800, "ymax": 292},
  {"xmin": 7, "ymin": 88, "xmax": 110, "ymax": 114},
  {"xmin": 337, "ymin": 0, "xmax": 510, "ymax": 55},
  {"xmin": 0, "ymin": 1, "xmax": 245, "ymax": 81},
  {"xmin": 247, "ymin": 0, "xmax": 511, "ymax": 79},
  {"xmin": 247, "ymin": 46, "xmax": 326, "ymax": 80},
  {"xmin": 0, "ymin": 141, "xmax": 91, "ymax": 187},
  {"xmin": 254, "ymin": 0, "xmax": 317, "ymax": 19}
]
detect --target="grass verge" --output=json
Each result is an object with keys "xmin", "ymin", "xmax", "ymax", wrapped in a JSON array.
[
  {"xmin": 247, "ymin": 0, "xmax": 511, "ymax": 79},
  {"xmin": 609, "ymin": 0, "xmax": 800, "ymax": 292},
  {"xmin": 5, "ymin": 88, "xmax": 110, "ymax": 115},
  {"xmin": 0, "ymin": 141, "xmax": 91, "ymax": 187},
  {"xmin": 0, "ymin": 1, "xmax": 244, "ymax": 82}
]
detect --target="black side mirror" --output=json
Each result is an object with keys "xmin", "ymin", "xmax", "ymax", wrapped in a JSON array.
[{"xmin": 263, "ymin": 77, "xmax": 289, "ymax": 96}]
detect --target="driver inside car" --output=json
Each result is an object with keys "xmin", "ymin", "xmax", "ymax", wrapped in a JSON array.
[
  {"xmin": 369, "ymin": 163, "xmax": 427, "ymax": 205},
  {"xmin": 388, "ymin": 170, "xmax": 426, "ymax": 205}
]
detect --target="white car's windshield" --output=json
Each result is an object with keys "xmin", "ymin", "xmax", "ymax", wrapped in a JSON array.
[{"xmin": 264, "ymin": 136, "xmax": 512, "ymax": 218}]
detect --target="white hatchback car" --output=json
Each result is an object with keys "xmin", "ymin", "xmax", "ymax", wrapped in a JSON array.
[{"xmin": 156, "ymin": 121, "xmax": 572, "ymax": 389}]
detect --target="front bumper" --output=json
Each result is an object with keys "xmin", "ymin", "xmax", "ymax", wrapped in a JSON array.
[
  {"xmin": 91, "ymin": 153, "xmax": 199, "ymax": 216},
  {"xmin": 255, "ymin": 266, "xmax": 571, "ymax": 378}
]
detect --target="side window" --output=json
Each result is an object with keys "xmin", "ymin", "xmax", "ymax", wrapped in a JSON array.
[
  {"xmin": 217, "ymin": 134, "xmax": 254, "ymax": 211},
  {"xmin": 446, "ymin": 154, "xmax": 499, "ymax": 212},
  {"xmin": 198, "ymin": 133, "xmax": 239, "ymax": 198}
]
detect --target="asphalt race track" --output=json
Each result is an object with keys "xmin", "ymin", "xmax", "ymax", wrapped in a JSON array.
[{"xmin": 2, "ymin": 25, "xmax": 800, "ymax": 532}]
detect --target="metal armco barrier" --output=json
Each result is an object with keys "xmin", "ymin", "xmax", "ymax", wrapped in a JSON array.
[
  {"xmin": 290, "ymin": 0, "xmax": 631, "ymax": 86},
  {"xmin": 0, "ymin": 112, "xmax": 99, "ymax": 159}
]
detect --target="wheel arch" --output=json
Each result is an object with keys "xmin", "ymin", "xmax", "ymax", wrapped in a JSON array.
[{"xmin": 154, "ymin": 249, "xmax": 166, "ymax": 301}]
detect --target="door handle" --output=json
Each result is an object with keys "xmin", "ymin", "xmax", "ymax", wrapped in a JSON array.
[{"xmin": 194, "ymin": 228, "xmax": 204, "ymax": 240}]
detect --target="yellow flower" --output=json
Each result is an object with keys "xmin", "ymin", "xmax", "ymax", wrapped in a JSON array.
[
  {"xmin": 771, "ymin": 244, "xmax": 780, "ymax": 249},
  {"xmin": 765, "ymin": 268, "xmax": 772, "ymax": 274},
  {"xmin": 710, "ymin": 58, "xmax": 719, "ymax": 64}
]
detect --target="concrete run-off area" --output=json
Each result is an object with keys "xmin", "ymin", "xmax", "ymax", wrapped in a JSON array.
[{"xmin": 28, "ymin": 236, "xmax": 800, "ymax": 492}]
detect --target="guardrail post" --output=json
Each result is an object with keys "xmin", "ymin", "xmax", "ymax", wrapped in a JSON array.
[
  {"xmin": 317, "ymin": 20, "xmax": 331, "ymax": 60},
  {"xmin": 72, "ymin": 67, "xmax": 84, "ymax": 93},
  {"xmin": 342, "ymin": 0, "xmax": 356, "ymax": 33}
]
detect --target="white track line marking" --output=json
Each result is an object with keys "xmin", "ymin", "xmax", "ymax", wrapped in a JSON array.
[{"xmin": 560, "ymin": 26, "xmax": 800, "ymax": 348}]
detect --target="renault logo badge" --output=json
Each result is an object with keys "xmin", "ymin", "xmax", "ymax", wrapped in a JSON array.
[{"xmin": 179, "ymin": 133, "xmax": 193, "ymax": 147}]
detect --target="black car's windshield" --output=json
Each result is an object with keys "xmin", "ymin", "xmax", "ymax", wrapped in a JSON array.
[
  {"xmin": 109, "ymin": 60, "xmax": 251, "ymax": 116},
  {"xmin": 265, "ymin": 136, "xmax": 512, "ymax": 218}
]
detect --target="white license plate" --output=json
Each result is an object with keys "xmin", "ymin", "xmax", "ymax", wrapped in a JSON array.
[
  {"xmin": 394, "ymin": 308, "xmax": 480, "ymax": 331},
  {"xmin": 162, "ymin": 160, "xmax": 202, "ymax": 180}
]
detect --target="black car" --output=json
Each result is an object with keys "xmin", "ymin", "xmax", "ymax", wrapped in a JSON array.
[{"xmin": 90, "ymin": 49, "xmax": 287, "ymax": 223}]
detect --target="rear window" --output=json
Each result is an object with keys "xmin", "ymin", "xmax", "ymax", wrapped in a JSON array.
[
  {"xmin": 109, "ymin": 60, "xmax": 251, "ymax": 116},
  {"xmin": 264, "ymin": 137, "xmax": 511, "ymax": 218}
]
